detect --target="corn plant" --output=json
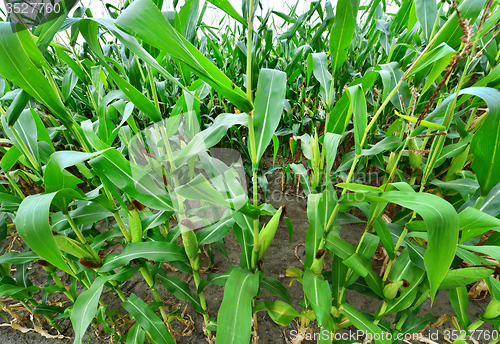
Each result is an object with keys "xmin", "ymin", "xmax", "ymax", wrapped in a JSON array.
[{"xmin": 1, "ymin": 0, "xmax": 500, "ymax": 343}]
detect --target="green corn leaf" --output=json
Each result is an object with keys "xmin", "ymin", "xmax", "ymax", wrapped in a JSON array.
[
  {"xmin": 53, "ymin": 234, "xmax": 95, "ymax": 260},
  {"xmin": 71, "ymin": 276, "xmax": 120, "ymax": 344},
  {"xmin": 52, "ymin": 204, "xmax": 112, "ymax": 233},
  {"xmin": 343, "ymin": 253, "xmax": 369, "ymax": 277},
  {"xmin": 34, "ymin": 4, "xmax": 75, "ymax": 53},
  {"xmin": 430, "ymin": 179, "xmax": 479, "ymax": 195},
  {"xmin": 0, "ymin": 146, "xmax": 22, "ymax": 172},
  {"xmin": 365, "ymin": 191, "xmax": 459, "ymax": 301},
  {"xmin": 207, "ymin": 0, "xmax": 246, "ymax": 27},
  {"xmin": 458, "ymin": 207, "xmax": 500, "ymax": 244},
  {"xmin": 391, "ymin": 0, "xmax": 414, "ymax": 33},
  {"xmin": 158, "ymin": 272, "xmax": 203, "ymax": 313},
  {"xmin": 253, "ymin": 300, "xmax": 299, "ymax": 326},
  {"xmin": 122, "ymin": 293, "xmax": 175, "ymax": 344},
  {"xmin": 385, "ymin": 270, "xmax": 425, "ymax": 314},
  {"xmin": 422, "ymin": 52, "xmax": 455, "ymax": 94},
  {"xmin": 126, "ymin": 323, "xmax": 145, "ymax": 344},
  {"xmin": 253, "ymin": 69, "xmax": 287, "ymax": 164},
  {"xmin": 44, "ymin": 150, "xmax": 115, "ymax": 211},
  {"xmin": 405, "ymin": 239, "xmax": 426, "ymax": 270},
  {"xmin": 325, "ymin": 232, "xmax": 355, "ymax": 259},
  {"xmin": 54, "ymin": 47, "xmax": 88, "ymax": 83},
  {"xmin": 0, "ymin": 23, "xmax": 76, "ymax": 130},
  {"xmin": 272, "ymin": 134, "xmax": 279, "ymax": 167},
  {"xmin": 0, "ymin": 284, "xmax": 31, "ymax": 299},
  {"xmin": 88, "ymin": 18, "xmax": 192, "ymax": 96},
  {"xmin": 365, "ymin": 269, "xmax": 385, "ymax": 299},
  {"xmin": 72, "ymin": 268, "xmax": 138, "ymax": 344},
  {"xmin": 332, "ymin": 255, "xmax": 349, "ymax": 303},
  {"xmin": 201, "ymin": 266, "xmax": 236, "ymax": 291},
  {"xmin": 303, "ymin": 269, "xmax": 334, "ymax": 331},
  {"xmin": 1, "ymin": 109, "xmax": 40, "ymax": 170},
  {"xmin": 486, "ymin": 277, "xmax": 500, "ymax": 300},
  {"xmin": 175, "ymin": 174, "xmax": 230, "ymax": 207},
  {"xmin": 408, "ymin": 43, "xmax": 455, "ymax": 77},
  {"xmin": 179, "ymin": 0, "xmax": 201, "ymax": 42},
  {"xmin": 415, "ymin": 0, "xmax": 437, "ymax": 41},
  {"xmin": 16, "ymin": 190, "xmax": 94, "ymax": 275},
  {"xmin": 260, "ymin": 277, "xmax": 291, "ymax": 304},
  {"xmin": 389, "ymin": 249, "xmax": 416, "ymax": 282},
  {"xmin": 304, "ymin": 193, "xmax": 325, "ymax": 268},
  {"xmin": 329, "ymin": 0, "xmax": 356, "ymax": 77},
  {"xmin": 0, "ymin": 251, "xmax": 39, "ymax": 264},
  {"xmin": 469, "ymin": 88, "xmax": 500, "ymax": 196},
  {"xmin": 79, "ymin": 19, "xmax": 162, "ymax": 123},
  {"xmin": 371, "ymin": 215, "xmax": 396, "ymax": 260},
  {"xmin": 174, "ymin": 113, "xmax": 248, "ymax": 166},
  {"xmin": 449, "ymin": 286, "xmax": 471, "ymax": 328},
  {"xmin": 89, "ymin": 149, "xmax": 174, "ymax": 212},
  {"xmin": 99, "ymin": 242, "xmax": 188, "ymax": 272},
  {"xmin": 460, "ymin": 245, "xmax": 500, "ymax": 263},
  {"xmin": 233, "ymin": 219, "xmax": 254, "ymax": 269},
  {"xmin": 337, "ymin": 183, "xmax": 382, "ymax": 193},
  {"xmin": 327, "ymin": 71, "xmax": 378, "ymax": 134},
  {"xmin": 431, "ymin": 0, "xmax": 487, "ymax": 49},
  {"xmin": 310, "ymin": 53, "xmax": 333, "ymax": 105},
  {"xmin": 116, "ymin": 0, "xmax": 253, "ymax": 113},
  {"xmin": 290, "ymin": 163, "xmax": 312, "ymax": 196},
  {"xmin": 439, "ymin": 267, "xmax": 493, "ymax": 290},
  {"xmin": 340, "ymin": 303, "xmax": 391, "ymax": 344},
  {"xmin": 400, "ymin": 313, "xmax": 436, "ymax": 336},
  {"xmin": 347, "ymin": 85, "xmax": 367, "ymax": 155},
  {"xmin": 394, "ymin": 111, "xmax": 445, "ymax": 130},
  {"xmin": 358, "ymin": 232, "xmax": 380, "ymax": 264},
  {"xmin": 196, "ymin": 216, "xmax": 235, "ymax": 245},
  {"xmin": 215, "ymin": 267, "xmax": 259, "ymax": 344},
  {"xmin": 0, "ymin": 193, "xmax": 22, "ymax": 205},
  {"xmin": 324, "ymin": 133, "xmax": 342, "ymax": 175},
  {"xmin": 433, "ymin": 135, "xmax": 472, "ymax": 168},
  {"xmin": 32, "ymin": 304, "xmax": 65, "ymax": 315},
  {"xmin": 5, "ymin": 90, "xmax": 31, "ymax": 126},
  {"xmin": 360, "ymin": 136, "xmax": 402, "ymax": 157}
]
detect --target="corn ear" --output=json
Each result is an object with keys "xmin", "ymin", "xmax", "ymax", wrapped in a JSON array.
[
  {"xmin": 386, "ymin": 152, "xmax": 397, "ymax": 174},
  {"xmin": 256, "ymin": 206, "xmax": 284, "ymax": 261},
  {"xmin": 53, "ymin": 234, "xmax": 95, "ymax": 260},
  {"xmin": 408, "ymin": 139, "xmax": 422, "ymax": 170},
  {"xmin": 310, "ymin": 249, "xmax": 325, "ymax": 274},
  {"xmin": 383, "ymin": 280, "xmax": 404, "ymax": 299},
  {"xmin": 181, "ymin": 219, "xmax": 200, "ymax": 271},
  {"xmin": 128, "ymin": 208, "xmax": 143, "ymax": 243},
  {"xmin": 483, "ymin": 299, "xmax": 500, "ymax": 319},
  {"xmin": 311, "ymin": 131, "xmax": 320, "ymax": 170}
]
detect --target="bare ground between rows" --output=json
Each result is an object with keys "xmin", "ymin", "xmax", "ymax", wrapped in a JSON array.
[{"xmin": 0, "ymin": 174, "xmax": 493, "ymax": 344}]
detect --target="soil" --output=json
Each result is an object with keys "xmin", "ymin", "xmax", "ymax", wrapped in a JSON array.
[{"xmin": 0, "ymin": 173, "xmax": 494, "ymax": 344}]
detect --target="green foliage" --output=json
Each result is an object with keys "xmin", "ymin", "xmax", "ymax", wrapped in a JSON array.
[{"xmin": 1, "ymin": 0, "xmax": 500, "ymax": 342}]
